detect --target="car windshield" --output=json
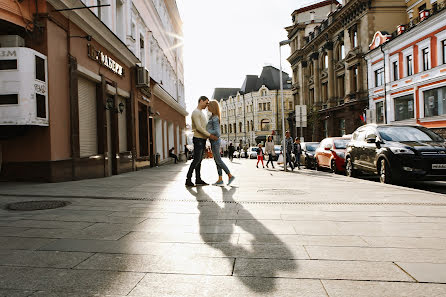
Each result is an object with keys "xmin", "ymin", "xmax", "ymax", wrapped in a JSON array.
[
  {"xmin": 377, "ymin": 126, "xmax": 444, "ymax": 142},
  {"xmin": 333, "ymin": 139, "xmax": 350, "ymax": 149},
  {"xmin": 306, "ymin": 144, "xmax": 318, "ymax": 151},
  {"xmin": 251, "ymin": 148, "xmax": 257, "ymax": 151}
]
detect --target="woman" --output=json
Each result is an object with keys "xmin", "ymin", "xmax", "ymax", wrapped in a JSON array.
[
  {"xmin": 256, "ymin": 143, "xmax": 264, "ymax": 168},
  {"xmin": 265, "ymin": 135, "xmax": 275, "ymax": 169},
  {"xmin": 206, "ymin": 100, "xmax": 235, "ymax": 186}
]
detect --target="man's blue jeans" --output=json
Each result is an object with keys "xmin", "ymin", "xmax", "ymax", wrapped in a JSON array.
[
  {"xmin": 186, "ymin": 137, "xmax": 207, "ymax": 181},
  {"xmin": 210, "ymin": 139, "xmax": 230, "ymax": 176}
]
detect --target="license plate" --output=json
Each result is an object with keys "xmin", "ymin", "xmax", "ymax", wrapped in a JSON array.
[{"xmin": 432, "ymin": 164, "xmax": 446, "ymax": 169}]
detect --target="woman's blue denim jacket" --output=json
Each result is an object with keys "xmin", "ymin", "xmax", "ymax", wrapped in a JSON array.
[{"xmin": 206, "ymin": 115, "xmax": 221, "ymax": 138}]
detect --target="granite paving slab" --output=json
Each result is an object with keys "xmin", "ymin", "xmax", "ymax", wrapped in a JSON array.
[
  {"xmin": 0, "ymin": 266, "xmax": 144, "ymax": 295},
  {"xmin": 0, "ymin": 289, "xmax": 35, "ymax": 296},
  {"xmin": 234, "ymin": 258, "xmax": 412, "ymax": 282},
  {"xmin": 15, "ymin": 228, "xmax": 130, "ymax": 240},
  {"xmin": 305, "ymin": 246, "xmax": 446, "ymax": 263},
  {"xmin": 121, "ymin": 231, "xmax": 240, "ymax": 244},
  {"xmin": 396, "ymin": 262, "xmax": 446, "ymax": 283},
  {"xmin": 0, "ymin": 237, "xmax": 56, "ymax": 250},
  {"xmin": 0, "ymin": 250, "xmax": 93, "ymax": 269},
  {"xmin": 0, "ymin": 219, "xmax": 93, "ymax": 230},
  {"xmin": 74, "ymin": 253, "xmax": 234, "ymax": 275},
  {"xmin": 361, "ymin": 236, "xmax": 446, "ymax": 249},
  {"xmin": 128, "ymin": 274, "xmax": 327, "ymax": 297},
  {"xmin": 322, "ymin": 280, "xmax": 446, "ymax": 297}
]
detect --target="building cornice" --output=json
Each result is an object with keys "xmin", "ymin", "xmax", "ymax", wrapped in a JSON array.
[
  {"xmin": 47, "ymin": 0, "xmax": 140, "ymax": 67},
  {"xmin": 152, "ymin": 84, "xmax": 188, "ymax": 116}
]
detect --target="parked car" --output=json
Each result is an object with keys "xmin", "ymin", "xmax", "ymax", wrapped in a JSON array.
[
  {"xmin": 248, "ymin": 146, "xmax": 258, "ymax": 159},
  {"xmin": 270, "ymin": 145, "xmax": 281, "ymax": 161},
  {"xmin": 315, "ymin": 137, "xmax": 351, "ymax": 173},
  {"xmin": 345, "ymin": 124, "xmax": 446, "ymax": 184},
  {"xmin": 299, "ymin": 142, "xmax": 319, "ymax": 169}
]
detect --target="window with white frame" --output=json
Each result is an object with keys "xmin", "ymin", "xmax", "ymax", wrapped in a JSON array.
[
  {"xmin": 374, "ymin": 67, "xmax": 384, "ymax": 87},
  {"xmin": 406, "ymin": 55, "xmax": 413, "ymax": 76},
  {"xmin": 394, "ymin": 94, "xmax": 414, "ymax": 121},
  {"xmin": 392, "ymin": 61, "xmax": 398, "ymax": 81},
  {"xmin": 376, "ymin": 101, "xmax": 385, "ymax": 123},
  {"xmin": 424, "ymin": 86, "xmax": 446, "ymax": 117},
  {"xmin": 442, "ymin": 40, "xmax": 446, "ymax": 64},
  {"xmin": 422, "ymin": 48, "xmax": 430, "ymax": 71}
]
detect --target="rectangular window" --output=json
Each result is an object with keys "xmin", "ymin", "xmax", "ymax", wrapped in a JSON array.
[
  {"xmin": 376, "ymin": 101, "xmax": 384, "ymax": 123},
  {"xmin": 35, "ymin": 56, "xmax": 45, "ymax": 82},
  {"xmin": 324, "ymin": 54, "xmax": 328, "ymax": 69},
  {"xmin": 424, "ymin": 86, "xmax": 446, "ymax": 117},
  {"xmin": 374, "ymin": 68, "xmax": 384, "ymax": 87},
  {"xmin": 352, "ymin": 66, "xmax": 358, "ymax": 92},
  {"xmin": 406, "ymin": 55, "xmax": 413, "ymax": 76},
  {"xmin": 339, "ymin": 119, "xmax": 346, "ymax": 136},
  {"xmin": 267, "ymin": 102, "xmax": 271, "ymax": 110},
  {"xmin": 394, "ymin": 94, "xmax": 414, "ymax": 121},
  {"xmin": 0, "ymin": 59, "xmax": 17, "ymax": 70},
  {"xmin": 352, "ymin": 30, "xmax": 358, "ymax": 48},
  {"xmin": 338, "ymin": 75, "xmax": 345, "ymax": 97},
  {"xmin": 442, "ymin": 40, "xmax": 446, "ymax": 64},
  {"xmin": 422, "ymin": 48, "xmax": 429, "ymax": 71},
  {"xmin": 0, "ymin": 94, "xmax": 18, "ymax": 105},
  {"xmin": 36, "ymin": 93, "xmax": 46, "ymax": 118},
  {"xmin": 392, "ymin": 61, "xmax": 398, "ymax": 81}
]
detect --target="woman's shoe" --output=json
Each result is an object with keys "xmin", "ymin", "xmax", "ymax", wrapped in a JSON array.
[
  {"xmin": 213, "ymin": 180, "xmax": 224, "ymax": 186},
  {"xmin": 266, "ymin": 164, "xmax": 269, "ymax": 168},
  {"xmin": 256, "ymin": 165, "xmax": 258, "ymax": 168},
  {"xmin": 227, "ymin": 176, "xmax": 235, "ymax": 186}
]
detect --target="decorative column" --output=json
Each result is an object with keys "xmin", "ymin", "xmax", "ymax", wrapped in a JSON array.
[
  {"xmin": 311, "ymin": 52, "xmax": 320, "ymax": 107},
  {"xmin": 326, "ymin": 42, "xmax": 335, "ymax": 106}
]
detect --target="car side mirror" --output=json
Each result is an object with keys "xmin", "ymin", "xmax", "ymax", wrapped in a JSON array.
[
  {"xmin": 324, "ymin": 146, "xmax": 331, "ymax": 151},
  {"xmin": 366, "ymin": 137, "xmax": 376, "ymax": 144}
]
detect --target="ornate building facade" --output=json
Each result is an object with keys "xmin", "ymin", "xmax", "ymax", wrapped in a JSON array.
[
  {"xmin": 214, "ymin": 66, "xmax": 294, "ymax": 147},
  {"xmin": 286, "ymin": 0, "xmax": 407, "ymax": 141},
  {"xmin": 366, "ymin": 0, "xmax": 446, "ymax": 136}
]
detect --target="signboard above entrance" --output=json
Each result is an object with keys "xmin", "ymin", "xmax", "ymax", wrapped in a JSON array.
[{"xmin": 87, "ymin": 44, "xmax": 124, "ymax": 77}]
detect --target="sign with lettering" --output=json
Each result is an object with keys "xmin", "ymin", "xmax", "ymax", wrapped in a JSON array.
[
  {"xmin": 0, "ymin": 50, "xmax": 17, "ymax": 58},
  {"xmin": 87, "ymin": 44, "xmax": 124, "ymax": 76}
]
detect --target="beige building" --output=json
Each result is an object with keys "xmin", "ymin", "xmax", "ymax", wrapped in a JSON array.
[
  {"xmin": 286, "ymin": 0, "xmax": 407, "ymax": 141},
  {"xmin": 214, "ymin": 66, "xmax": 294, "ymax": 147}
]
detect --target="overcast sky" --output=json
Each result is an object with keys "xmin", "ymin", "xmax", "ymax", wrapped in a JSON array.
[{"xmin": 176, "ymin": 0, "xmax": 319, "ymax": 115}]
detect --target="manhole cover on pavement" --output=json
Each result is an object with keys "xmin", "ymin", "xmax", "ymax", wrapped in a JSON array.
[
  {"xmin": 257, "ymin": 189, "xmax": 306, "ymax": 195},
  {"xmin": 6, "ymin": 200, "xmax": 71, "ymax": 211}
]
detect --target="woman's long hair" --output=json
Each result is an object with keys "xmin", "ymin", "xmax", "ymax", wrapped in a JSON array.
[
  {"xmin": 208, "ymin": 100, "xmax": 221, "ymax": 121},
  {"xmin": 267, "ymin": 135, "xmax": 273, "ymax": 142}
]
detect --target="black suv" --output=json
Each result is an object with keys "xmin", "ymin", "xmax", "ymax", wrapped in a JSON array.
[{"xmin": 345, "ymin": 124, "xmax": 446, "ymax": 184}]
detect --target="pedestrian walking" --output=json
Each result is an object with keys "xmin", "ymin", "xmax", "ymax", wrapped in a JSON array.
[
  {"xmin": 228, "ymin": 143, "xmax": 235, "ymax": 162},
  {"xmin": 293, "ymin": 137, "xmax": 302, "ymax": 169},
  {"xmin": 256, "ymin": 143, "xmax": 265, "ymax": 168},
  {"xmin": 206, "ymin": 100, "xmax": 235, "ymax": 186},
  {"xmin": 283, "ymin": 130, "xmax": 295, "ymax": 171},
  {"xmin": 185, "ymin": 96, "xmax": 219, "ymax": 187},
  {"xmin": 265, "ymin": 135, "xmax": 275, "ymax": 169},
  {"xmin": 169, "ymin": 147, "xmax": 178, "ymax": 164}
]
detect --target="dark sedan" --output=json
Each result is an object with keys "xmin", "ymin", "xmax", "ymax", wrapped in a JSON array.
[
  {"xmin": 300, "ymin": 142, "xmax": 320, "ymax": 169},
  {"xmin": 345, "ymin": 124, "xmax": 446, "ymax": 184}
]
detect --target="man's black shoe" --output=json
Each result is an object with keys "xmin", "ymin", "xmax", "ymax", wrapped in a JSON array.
[
  {"xmin": 195, "ymin": 180, "xmax": 208, "ymax": 186},
  {"xmin": 185, "ymin": 180, "xmax": 195, "ymax": 187}
]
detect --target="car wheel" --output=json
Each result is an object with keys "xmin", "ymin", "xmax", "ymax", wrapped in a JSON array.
[
  {"xmin": 331, "ymin": 159, "xmax": 337, "ymax": 174},
  {"xmin": 379, "ymin": 158, "xmax": 392, "ymax": 184},
  {"xmin": 346, "ymin": 157, "xmax": 356, "ymax": 177},
  {"xmin": 315, "ymin": 158, "xmax": 320, "ymax": 171}
]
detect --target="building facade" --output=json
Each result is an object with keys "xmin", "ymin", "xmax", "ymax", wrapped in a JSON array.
[
  {"xmin": 366, "ymin": 0, "xmax": 446, "ymax": 136},
  {"xmin": 215, "ymin": 66, "xmax": 294, "ymax": 148},
  {"xmin": 0, "ymin": 0, "xmax": 186, "ymax": 181},
  {"xmin": 286, "ymin": 0, "xmax": 407, "ymax": 141}
]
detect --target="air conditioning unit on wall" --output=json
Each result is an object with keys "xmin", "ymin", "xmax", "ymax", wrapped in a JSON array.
[
  {"xmin": 136, "ymin": 66, "xmax": 149, "ymax": 87},
  {"xmin": 0, "ymin": 47, "xmax": 48, "ymax": 126}
]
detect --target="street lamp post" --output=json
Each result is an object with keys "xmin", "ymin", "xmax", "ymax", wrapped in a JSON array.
[{"xmin": 279, "ymin": 39, "xmax": 291, "ymax": 172}]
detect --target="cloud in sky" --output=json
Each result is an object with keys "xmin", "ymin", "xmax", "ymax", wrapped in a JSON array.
[{"xmin": 176, "ymin": 0, "xmax": 321, "ymax": 114}]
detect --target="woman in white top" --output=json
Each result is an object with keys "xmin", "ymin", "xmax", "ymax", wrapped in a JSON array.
[{"xmin": 264, "ymin": 135, "xmax": 275, "ymax": 169}]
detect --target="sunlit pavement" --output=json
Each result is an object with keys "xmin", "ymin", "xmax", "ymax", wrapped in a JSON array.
[{"xmin": 1, "ymin": 158, "xmax": 446, "ymax": 296}]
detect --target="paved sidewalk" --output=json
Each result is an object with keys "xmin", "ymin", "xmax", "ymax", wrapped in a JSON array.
[{"xmin": 1, "ymin": 158, "xmax": 446, "ymax": 296}]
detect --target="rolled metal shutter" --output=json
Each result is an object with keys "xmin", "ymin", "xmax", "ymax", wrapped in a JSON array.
[
  {"xmin": 118, "ymin": 96, "xmax": 127, "ymax": 152},
  {"xmin": 78, "ymin": 77, "xmax": 98, "ymax": 157}
]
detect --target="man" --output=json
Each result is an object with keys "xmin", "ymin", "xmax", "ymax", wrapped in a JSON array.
[
  {"xmin": 185, "ymin": 96, "xmax": 218, "ymax": 187},
  {"xmin": 283, "ymin": 131, "xmax": 295, "ymax": 171},
  {"xmin": 228, "ymin": 143, "xmax": 235, "ymax": 162},
  {"xmin": 169, "ymin": 147, "xmax": 178, "ymax": 164},
  {"xmin": 293, "ymin": 137, "xmax": 302, "ymax": 169}
]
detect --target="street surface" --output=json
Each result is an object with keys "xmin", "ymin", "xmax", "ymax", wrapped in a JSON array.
[{"xmin": 1, "ymin": 158, "xmax": 446, "ymax": 296}]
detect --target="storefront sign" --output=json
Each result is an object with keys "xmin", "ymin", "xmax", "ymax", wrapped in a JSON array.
[{"xmin": 87, "ymin": 44, "xmax": 124, "ymax": 77}]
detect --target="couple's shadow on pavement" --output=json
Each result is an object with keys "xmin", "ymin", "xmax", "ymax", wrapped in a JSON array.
[{"xmin": 186, "ymin": 186, "xmax": 296, "ymax": 293}]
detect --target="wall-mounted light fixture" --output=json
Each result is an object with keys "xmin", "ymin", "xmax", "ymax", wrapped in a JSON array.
[
  {"xmin": 69, "ymin": 35, "xmax": 92, "ymax": 41},
  {"xmin": 105, "ymin": 98, "xmax": 125, "ymax": 114}
]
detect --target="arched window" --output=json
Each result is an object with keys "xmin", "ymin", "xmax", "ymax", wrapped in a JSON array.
[
  {"xmin": 260, "ymin": 119, "xmax": 271, "ymax": 131},
  {"xmin": 323, "ymin": 52, "xmax": 328, "ymax": 69}
]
